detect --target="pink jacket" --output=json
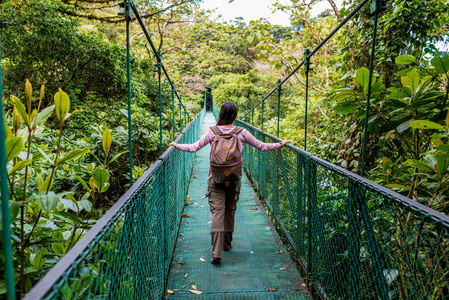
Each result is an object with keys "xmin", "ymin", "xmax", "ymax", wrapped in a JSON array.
[{"xmin": 176, "ymin": 125, "xmax": 282, "ymax": 153}]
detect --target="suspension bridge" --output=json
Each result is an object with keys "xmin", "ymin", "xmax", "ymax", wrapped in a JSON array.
[{"xmin": 1, "ymin": 0, "xmax": 448, "ymax": 299}]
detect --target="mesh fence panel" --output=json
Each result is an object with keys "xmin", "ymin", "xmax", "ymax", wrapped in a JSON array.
[
  {"xmin": 230, "ymin": 113, "xmax": 449, "ymax": 300},
  {"xmin": 25, "ymin": 109, "xmax": 205, "ymax": 300}
]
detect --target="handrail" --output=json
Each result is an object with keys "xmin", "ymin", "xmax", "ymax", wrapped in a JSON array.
[{"xmin": 227, "ymin": 106, "xmax": 449, "ymax": 299}]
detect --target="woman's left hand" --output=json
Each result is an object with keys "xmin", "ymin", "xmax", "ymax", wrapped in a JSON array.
[
  {"xmin": 280, "ymin": 140, "xmax": 290, "ymax": 146},
  {"xmin": 169, "ymin": 142, "xmax": 178, "ymax": 148}
]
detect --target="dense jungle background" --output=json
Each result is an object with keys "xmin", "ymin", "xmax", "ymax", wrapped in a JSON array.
[{"xmin": 0, "ymin": 0, "xmax": 448, "ymax": 296}]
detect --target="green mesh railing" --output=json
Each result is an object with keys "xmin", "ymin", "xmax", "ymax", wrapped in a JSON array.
[
  {"xmin": 213, "ymin": 105, "xmax": 449, "ymax": 299},
  {"xmin": 23, "ymin": 109, "xmax": 205, "ymax": 300}
]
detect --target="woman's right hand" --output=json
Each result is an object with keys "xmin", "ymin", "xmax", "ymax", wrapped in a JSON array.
[{"xmin": 169, "ymin": 142, "xmax": 178, "ymax": 148}]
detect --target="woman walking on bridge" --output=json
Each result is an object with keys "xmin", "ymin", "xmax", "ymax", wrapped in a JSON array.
[{"xmin": 170, "ymin": 101, "xmax": 290, "ymax": 264}]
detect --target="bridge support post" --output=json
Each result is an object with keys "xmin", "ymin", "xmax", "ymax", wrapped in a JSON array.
[
  {"xmin": 304, "ymin": 49, "xmax": 312, "ymax": 151},
  {"xmin": 156, "ymin": 50, "xmax": 163, "ymax": 156},
  {"xmin": 276, "ymin": 79, "xmax": 281, "ymax": 137},
  {"xmin": 124, "ymin": 0, "xmax": 134, "ymax": 185},
  {"xmin": 179, "ymin": 99, "xmax": 182, "ymax": 131}
]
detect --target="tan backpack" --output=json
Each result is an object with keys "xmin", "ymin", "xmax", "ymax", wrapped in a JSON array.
[{"xmin": 209, "ymin": 126, "xmax": 244, "ymax": 187}]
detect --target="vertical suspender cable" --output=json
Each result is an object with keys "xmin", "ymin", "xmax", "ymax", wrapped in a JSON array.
[
  {"xmin": 172, "ymin": 82, "xmax": 175, "ymax": 140},
  {"xmin": 125, "ymin": 0, "xmax": 133, "ymax": 186},
  {"xmin": 179, "ymin": 101, "xmax": 182, "ymax": 131},
  {"xmin": 157, "ymin": 51, "xmax": 162, "ymax": 156},
  {"xmin": 0, "ymin": 29, "xmax": 16, "ymax": 300},
  {"xmin": 276, "ymin": 79, "xmax": 281, "ymax": 137},
  {"xmin": 204, "ymin": 89, "xmax": 207, "ymax": 111},
  {"xmin": 261, "ymin": 96, "xmax": 264, "ymax": 131},
  {"xmin": 251, "ymin": 105, "xmax": 254, "ymax": 125},
  {"xmin": 360, "ymin": 5, "xmax": 380, "ymax": 177},
  {"xmin": 304, "ymin": 49, "xmax": 311, "ymax": 151}
]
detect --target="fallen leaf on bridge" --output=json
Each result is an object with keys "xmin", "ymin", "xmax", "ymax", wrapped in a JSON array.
[
  {"xmin": 277, "ymin": 249, "xmax": 284, "ymax": 254},
  {"xmin": 264, "ymin": 287, "xmax": 278, "ymax": 292},
  {"xmin": 184, "ymin": 273, "xmax": 189, "ymax": 278},
  {"xmin": 250, "ymin": 207, "xmax": 258, "ymax": 210},
  {"xmin": 200, "ymin": 257, "xmax": 206, "ymax": 262},
  {"xmin": 180, "ymin": 233, "xmax": 184, "ymax": 236},
  {"xmin": 182, "ymin": 214, "xmax": 191, "ymax": 218},
  {"xmin": 167, "ymin": 289, "xmax": 174, "ymax": 294},
  {"xmin": 179, "ymin": 261, "xmax": 186, "ymax": 265},
  {"xmin": 189, "ymin": 289, "xmax": 203, "ymax": 294}
]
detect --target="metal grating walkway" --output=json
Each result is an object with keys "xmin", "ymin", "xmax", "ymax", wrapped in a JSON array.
[{"xmin": 166, "ymin": 112, "xmax": 311, "ymax": 299}]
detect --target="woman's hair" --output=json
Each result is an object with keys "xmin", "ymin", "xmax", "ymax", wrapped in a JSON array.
[{"xmin": 217, "ymin": 101, "xmax": 238, "ymax": 125}]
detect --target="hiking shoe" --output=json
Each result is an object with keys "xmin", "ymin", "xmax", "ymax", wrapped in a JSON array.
[
  {"xmin": 211, "ymin": 257, "xmax": 221, "ymax": 264},
  {"xmin": 223, "ymin": 245, "xmax": 233, "ymax": 251}
]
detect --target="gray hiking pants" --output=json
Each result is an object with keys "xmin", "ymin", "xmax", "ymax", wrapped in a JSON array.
[{"xmin": 207, "ymin": 176, "xmax": 241, "ymax": 258}]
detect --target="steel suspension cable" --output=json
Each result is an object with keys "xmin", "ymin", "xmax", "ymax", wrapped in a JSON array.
[
  {"xmin": 129, "ymin": 1, "xmax": 191, "ymax": 120},
  {"xmin": 242, "ymin": 0, "xmax": 370, "ymax": 119}
]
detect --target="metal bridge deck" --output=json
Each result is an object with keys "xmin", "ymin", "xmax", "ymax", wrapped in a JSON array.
[{"xmin": 166, "ymin": 112, "xmax": 311, "ymax": 299}]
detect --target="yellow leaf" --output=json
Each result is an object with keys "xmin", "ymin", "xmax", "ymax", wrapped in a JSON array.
[
  {"xmin": 191, "ymin": 285, "xmax": 197, "ymax": 290},
  {"xmin": 102, "ymin": 128, "xmax": 112, "ymax": 154},
  {"xmin": 54, "ymin": 88, "xmax": 70, "ymax": 122},
  {"xmin": 189, "ymin": 289, "xmax": 203, "ymax": 294},
  {"xmin": 433, "ymin": 140, "xmax": 444, "ymax": 147},
  {"xmin": 167, "ymin": 289, "xmax": 174, "ymax": 294},
  {"xmin": 25, "ymin": 79, "xmax": 32, "ymax": 109},
  {"xmin": 40, "ymin": 84, "xmax": 45, "ymax": 101},
  {"xmin": 200, "ymin": 257, "xmax": 205, "ymax": 262}
]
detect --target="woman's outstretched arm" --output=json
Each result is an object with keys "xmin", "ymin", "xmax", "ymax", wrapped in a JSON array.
[
  {"xmin": 169, "ymin": 129, "xmax": 214, "ymax": 152},
  {"xmin": 242, "ymin": 129, "xmax": 290, "ymax": 151}
]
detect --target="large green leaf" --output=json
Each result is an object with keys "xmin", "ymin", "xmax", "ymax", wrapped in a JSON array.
[
  {"xmin": 56, "ymin": 147, "xmax": 89, "ymax": 165},
  {"xmin": 75, "ymin": 175, "xmax": 90, "ymax": 192},
  {"xmin": 410, "ymin": 120, "xmax": 444, "ymax": 130},
  {"xmin": 334, "ymin": 100, "xmax": 362, "ymax": 114},
  {"xmin": 431, "ymin": 55, "xmax": 449, "ymax": 75},
  {"xmin": 333, "ymin": 88, "xmax": 355, "ymax": 100},
  {"xmin": 0, "ymin": 201, "xmax": 22, "ymax": 229},
  {"xmin": 401, "ymin": 69, "xmax": 420, "ymax": 92},
  {"xmin": 36, "ymin": 192, "xmax": 59, "ymax": 212},
  {"xmin": 35, "ymin": 105, "xmax": 54, "ymax": 126},
  {"xmin": 356, "ymin": 67, "xmax": 370, "ymax": 91},
  {"xmin": 107, "ymin": 150, "xmax": 129, "ymax": 166},
  {"xmin": 78, "ymin": 200, "xmax": 92, "ymax": 212},
  {"xmin": 403, "ymin": 159, "xmax": 436, "ymax": 173},
  {"xmin": 93, "ymin": 168, "xmax": 109, "ymax": 192},
  {"xmin": 54, "ymin": 211, "xmax": 84, "ymax": 225},
  {"xmin": 437, "ymin": 155, "xmax": 447, "ymax": 175},
  {"xmin": 11, "ymin": 96, "xmax": 30, "ymax": 128},
  {"xmin": 5, "ymin": 137, "xmax": 23, "ymax": 162},
  {"xmin": 33, "ymin": 248, "xmax": 48, "ymax": 270},
  {"xmin": 8, "ymin": 159, "xmax": 32, "ymax": 175},
  {"xmin": 395, "ymin": 55, "xmax": 415, "ymax": 65}
]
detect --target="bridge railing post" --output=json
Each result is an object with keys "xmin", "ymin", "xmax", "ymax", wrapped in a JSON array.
[
  {"xmin": 304, "ymin": 49, "xmax": 311, "ymax": 151},
  {"xmin": 125, "ymin": 0, "xmax": 133, "ymax": 185}
]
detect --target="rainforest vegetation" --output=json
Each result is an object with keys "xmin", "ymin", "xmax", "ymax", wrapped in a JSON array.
[{"xmin": 0, "ymin": 0, "xmax": 448, "ymax": 296}]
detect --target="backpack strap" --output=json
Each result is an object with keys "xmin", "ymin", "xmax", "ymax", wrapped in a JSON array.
[
  {"xmin": 230, "ymin": 126, "xmax": 243, "ymax": 135},
  {"xmin": 210, "ymin": 126, "xmax": 222, "ymax": 135}
]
